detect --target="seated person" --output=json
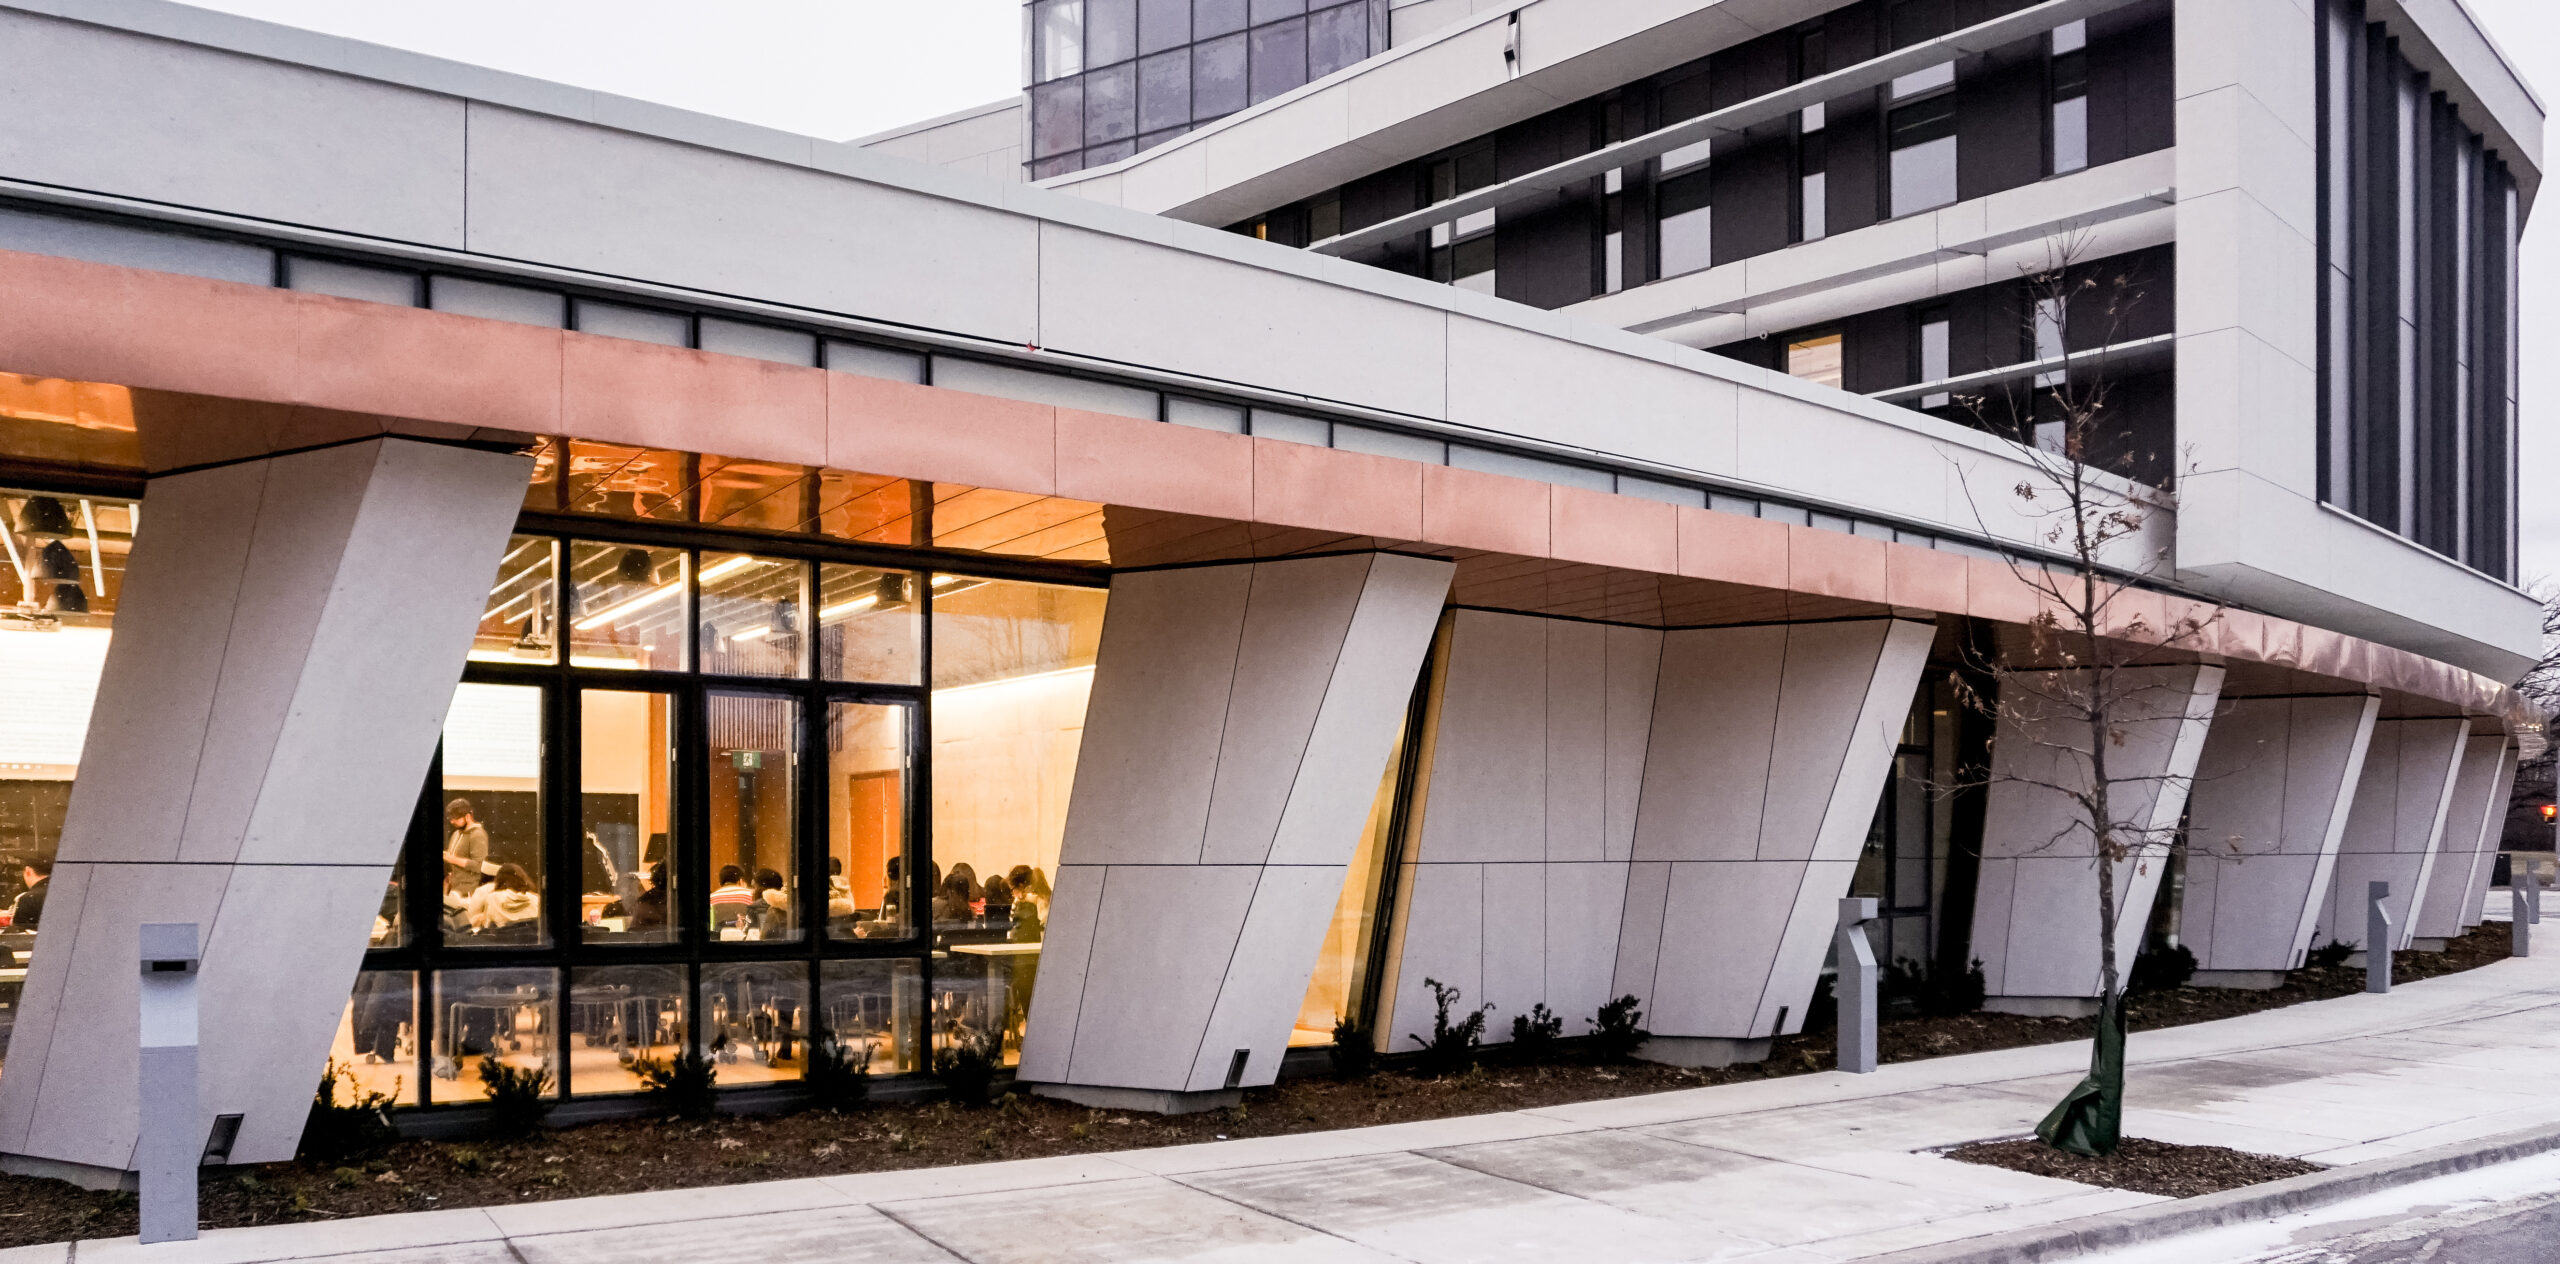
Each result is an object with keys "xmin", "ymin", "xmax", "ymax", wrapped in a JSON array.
[
  {"xmin": 980, "ymin": 874, "xmax": 1013, "ymax": 921},
  {"xmin": 708, "ymin": 865, "xmax": 756, "ymax": 931},
  {"xmin": 754, "ymin": 867, "xmax": 792, "ymax": 934},
  {"xmin": 1009, "ymin": 865, "xmax": 1051, "ymax": 916},
  {"xmin": 826, "ymin": 857, "xmax": 857, "ymax": 919},
  {"xmin": 8, "ymin": 860, "xmax": 51, "ymax": 931},
  {"xmin": 459, "ymin": 864, "xmax": 539, "ymax": 932},
  {"xmin": 931, "ymin": 872, "xmax": 978, "ymax": 924},
  {"xmin": 626, "ymin": 863, "xmax": 670, "ymax": 933}
]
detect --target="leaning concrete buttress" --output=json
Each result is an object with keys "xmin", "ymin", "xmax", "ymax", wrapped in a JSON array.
[
  {"xmin": 1971, "ymin": 664, "xmax": 2225, "ymax": 1014},
  {"xmin": 2179, "ymin": 694, "xmax": 2378, "ymax": 986},
  {"xmin": 2314, "ymin": 718, "xmax": 2472, "ymax": 952},
  {"xmin": 1016, "ymin": 553, "xmax": 1452, "ymax": 1112},
  {"xmin": 2461, "ymin": 747, "xmax": 2521, "ymax": 929},
  {"xmin": 2410, "ymin": 734, "xmax": 2513, "ymax": 946},
  {"xmin": 1611, "ymin": 618, "xmax": 1936, "ymax": 1066},
  {"xmin": 0, "ymin": 438, "xmax": 530, "ymax": 1184}
]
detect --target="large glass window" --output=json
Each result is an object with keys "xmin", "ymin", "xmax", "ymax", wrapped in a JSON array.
[
  {"xmin": 581, "ymin": 689, "xmax": 676, "ymax": 944},
  {"xmin": 1888, "ymin": 79, "xmax": 1959, "ymax": 218},
  {"xmin": 357, "ymin": 530, "xmax": 1108, "ymax": 1104},
  {"xmin": 929, "ymin": 577, "xmax": 1107, "ymax": 1065},
  {"xmin": 1786, "ymin": 332, "xmax": 1846, "ymax": 389},
  {"xmin": 828, "ymin": 702, "xmax": 911, "ymax": 941},
  {"xmin": 441, "ymin": 683, "xmax": 546, "ymax": 947},
  {"xmin": 708, "ymin": 693, "xmax": 800, "ymax": 942}
]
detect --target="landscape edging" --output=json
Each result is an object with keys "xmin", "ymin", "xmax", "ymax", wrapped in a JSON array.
[{"xmin": 1862, "ymin": 1120, "xmax": 2560, "ymax": 1263}]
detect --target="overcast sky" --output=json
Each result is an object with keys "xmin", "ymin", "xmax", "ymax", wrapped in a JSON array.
[{"xmin": 185, "ymin": 0, "xmax": 2559, "ymax": 586}]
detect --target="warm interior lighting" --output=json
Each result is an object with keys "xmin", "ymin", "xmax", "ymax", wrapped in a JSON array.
[
  {"xmin": 931, "ymin": 663, "xmax": 1095, "ymax": 698},
  {"xmin": 573, "ymin": 554, "xmax": 748, "ymax": 631},
  {"xmin": 728, "ymin": 625, "xmax": 773, "ymax": 643},
  {"xmin": 818, "ymin": 593, "xmax": 880, "ymax": 622}
]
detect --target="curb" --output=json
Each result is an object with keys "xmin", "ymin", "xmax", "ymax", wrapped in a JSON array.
[{"xmin": 1862, "ymin": 1120, "xmax": 2560, "ymax": 1263}]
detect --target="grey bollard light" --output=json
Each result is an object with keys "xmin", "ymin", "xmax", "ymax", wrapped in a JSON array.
[
  {"xmin": 137, "ymin": 923, "xmax": 202, "ymax": 1245},
  {"xmin": 2531, "ymin": 861, "xmax": 2546, "ymax": 927},
  {"xmin": 2515, "ymin": 882, "xmax": 2533, "ymax": 958},
  {"xmin": 1836, "ymin": 897, "xmax": 1879, "ymax": 1074},
  {"xmin": 2365, "ymin": 882, "xmax": 2392, "ymax": 995}
]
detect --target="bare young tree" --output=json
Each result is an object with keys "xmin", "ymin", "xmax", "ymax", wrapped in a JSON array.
[{"xmin": 1953, "ymin": 239, "xmax": 2215, "ymax": 1157}]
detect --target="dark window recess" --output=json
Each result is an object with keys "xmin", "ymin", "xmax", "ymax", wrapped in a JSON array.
[
  {"xmin": 1193, "ymin": 32, "xmax": 1248, "ymax": 117},
  {"xmin": 1084, "ymin": 62, "xmax": 1137, "ymax": 145},
  {"xmin": 1088, "ymin": 0, "xmax": 1139, "ymax": 67},
  {"xmin": 1887, "ymin": 0, "xmax": 1948, "ymax": 48},
  {"xmin": 1138, "ymin": 50, "xmax": 1191, "ymax": 133},
  {"xmin": 1432, "ymin": 234, "xmax": 1496, "ymax": 286}
]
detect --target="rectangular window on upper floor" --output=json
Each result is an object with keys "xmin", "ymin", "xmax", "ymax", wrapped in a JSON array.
[
  {"xmin": 1800, "ymin": 105, "xmax": 1828, "ymax": 243},
  {"xmin": 1657, "ymin": 165, "xmax": 1712, "ymax": 279},
  {"xmin": 1915, "ymin": 308, "xmax": 1951, "ymax": 410},
  {"xmin": 1787, "ymin": 331, "xmax": 1844, "ymax": 389},
  {"xmin": 1036, "ymin": 0, "xmax": 1086, "ymax": 82},
  {"xmin": 1888, "ymin": 83, "xmax": 1957, "ymax": 219},
  {"xmin": 1088, "ymin": 0, "xmax": 1137, "ymax": 66},
  {"xmin": 1139, "ymin": 0, "xmax": 1189, "ymax": 54},
  {"xmin": 2051, "ymin": 21, "xmax": 2090, "ymax": 176}
]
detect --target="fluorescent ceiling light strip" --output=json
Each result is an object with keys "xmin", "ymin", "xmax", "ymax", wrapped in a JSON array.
[
  {"xmin": 819, "ymin": 594, "xmax": 880, "ymax": 621},
  {"xmin": 572, "ymin": 555, "xmax": 754, "ymax": 632},
  {"xmin": 932, "ymin": 663, "xmax": 1096, "ymax": 698}
]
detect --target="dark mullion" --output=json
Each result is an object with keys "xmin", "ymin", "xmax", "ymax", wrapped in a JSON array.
[{"xmin": 914, "ymin": 566, "xmax": 938, "ymax": 1062}]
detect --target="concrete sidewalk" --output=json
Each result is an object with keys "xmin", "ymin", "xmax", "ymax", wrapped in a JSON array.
[{"xmin": 26, "ymin": 946, "xmax": 2560, "ymax": 1264}]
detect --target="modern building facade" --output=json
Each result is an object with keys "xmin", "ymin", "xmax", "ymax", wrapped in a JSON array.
[{"xmin": 0, "ymin": 0, "xmax": 2538, "ymax": 1183}]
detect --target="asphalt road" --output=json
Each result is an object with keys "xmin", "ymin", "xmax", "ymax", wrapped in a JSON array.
[{"xmin": 2215, "ymin": 1189, "xmax": 2560, "ymax": 1262}]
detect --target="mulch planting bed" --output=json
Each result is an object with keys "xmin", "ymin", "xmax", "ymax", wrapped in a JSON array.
[
  {"xmin": 0, "ymin": 921, "xmax": 2506, "ymax": 1247},
  {"xmin": 1943, "ymin": 1136, "xmax": 2326, "ymax": 1197}
]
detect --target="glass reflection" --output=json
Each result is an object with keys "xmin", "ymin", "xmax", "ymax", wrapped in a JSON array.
[
  {"xmin": 699, "ymin": 553, "xmax": 807, "ymax": 679},
  {"xmin": 1296, "ymin": 723, "xmax": 1404, "ymax": 1047},
  {"xmin": 708, "ymin": 693, "xmax": 800, "ymax": 942},
  {"xmin": 703, "ymin": 962, "xmax": 809, "ymax": 1084},
  {"xmin": 697, "ymin": 458, "xmax": 810, "ymax": 533},
  {"xmin": 567, "ymin": 541, "xmax": 688, "ymax": 670},
  {"xmin": 581, "ymin": 690, "xmax": 676, "ymax": 944},
  {"xmin": 569, "ymin": 964, "xmax": 687, "ymax": 1096},
  {"xmin": 431, "ymin": 967, "xmax": 556, "ymax": 1102},
  {"xmin": 562, "ymin": 442, "xmax": 687, "ymax": 520},
  {"xmin": 827, "ymin": 703, "xmax": 909, "ymax": 941},
  {"xmin": 331, "ymin": 970, "xmax": 418, "ymax": 1105},
  {"xmin": 471, "ymin": 535, "xmax": 559, "ymax": 664},
  {"xmin": 929, "ymin": 577, "xmax": 1106, "ymax": 1065},
  {"xmin": 441, "ymin": 683, "xmax": 546, "ymax": 946},
  {"xmin": 817, "ymin": 564, "xmax": 921, "ymax": 685},
  {"xmin": 820, "ymin": 959, "xmax": 921, "ymax": 1074}
]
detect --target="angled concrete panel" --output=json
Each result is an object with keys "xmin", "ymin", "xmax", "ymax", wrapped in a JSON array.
[
  {"xmin": 2315, "ymin": 718, "xmax": 2472, "ymax": 950},
  {"xmin": 1617, "ymin": 618, "xmax": 1935, "ymax": 1045},
  {"xmin": 0, "ymin": 438, "xmax": 529, "ymax": 1177},
  {"xmin": 2180, "ymin": 695, "xmax": 2378, "ymax": 974},
  {"xmin": 2412, "ymin": 734, "xmax": 2511, "ymax": 943},
  {"xmin": 1378, "ymin": 610, "xmax": 1664, "ymax": 1051},
  {"xmin": 2463, "ymin": 747, "xmax": 2521, "ymax": 928},
  {"xmin": 1972, "ymin": 664, "xmax": 2226, "ymax": 1004},
  {"xmin": 1017, "ymin": 553, "xmax": 1452, "ymax": 1101}
]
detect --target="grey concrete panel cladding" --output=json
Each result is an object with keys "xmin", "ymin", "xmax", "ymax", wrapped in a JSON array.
[{"xmin": 0, "ymin": 11, "xmax": 466, "ymax": 246}]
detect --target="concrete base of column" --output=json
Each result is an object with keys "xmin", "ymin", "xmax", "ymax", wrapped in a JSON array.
[
  {"xmin": 1984, "ymin": 996, "xmax": 2102, "ymax": 1018},
  {"xmin": 2190, "ymin": 970, "xmax": 2289, "ymax": 990},
  {"xmin": 1636, "ymin": 1037, "xmax": 1771, "ymax": 1068},
  {"xmin": 1025, "ymin": 1083, "xmax": 1243, "ymax": 1115},
  {"xmin": 0, "ymin": 1153, "xmax": 133, "ymax": 1193},
  {"xmin": 2409, "ymin": 939, "xmax": 2451, "ymax": 953}
]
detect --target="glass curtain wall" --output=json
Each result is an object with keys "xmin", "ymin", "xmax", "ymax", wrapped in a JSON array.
[
  {"xmin": 0, "ymin": 488, "xmax": 139, "ymax": 1074},
  {"xmin": 337, "ymin": 532, "xmax": 1107, "ymax": 1106}
]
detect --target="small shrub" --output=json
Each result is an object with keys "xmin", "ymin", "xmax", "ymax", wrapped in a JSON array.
[
  {"xmin": 2306, "ymin": 939, "xmax": 2355, "ymax": 971},
  {"xmin": 1407, "ymin": 977, "xmax": 1491, "ymax": 1077},
  {"xmin": 301, "ymin": 1059, "xmax": 397, "ymax": 1163},
  {"xmin": 477, "ymin": 1057, "xmax": 554, "ymax": 1138},
  {"xmin": 1587, "ymin": 995, "xmax": 1648, "ymax": 1063},
  {"xmin": 1508, "ymin": 1003, "xmax": 1563, "ymax": 1063},
  {"xmin": 445, "ymin": 1145, "xmax": 490, "ymax": 1174},
  {"xmin": 804, "ymin": 1032, "xmax": 873, "ymax": 1113},
  {"xmin": 637, "ymin": 1051, "xmax": 720, "ymax": 1120},
  {"xmin": 934, "ymin": 1031, "xmax": 1002, "ymax": 1106},
  {"xmin": 2129, "ymin": 943, "xmax": 2197, "ymax": 994},
  {"xmin": 1930, "ymin": 959, "xmax": 1990, "ymax": 1017},
  {"xmin": 1328, "ymin": 1016, "xmax": 1376, "ymax": 1080},
  {"xmin": 1803, "ymin": 972, "xmax": 1838, "ymax": 1034}
]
